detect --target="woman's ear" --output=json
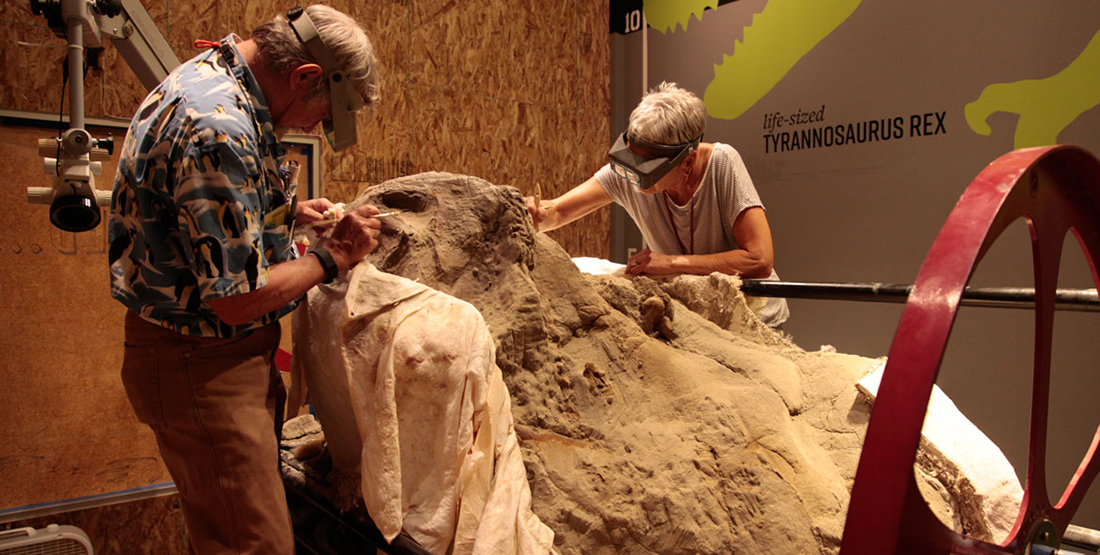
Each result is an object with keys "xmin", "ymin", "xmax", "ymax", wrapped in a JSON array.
[{"xmin": 683, "ymin": 151, "xmax": 697, "ymax": 173}]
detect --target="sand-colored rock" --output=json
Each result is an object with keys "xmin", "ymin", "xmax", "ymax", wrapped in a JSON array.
[{"xmin": 299, "ymin": 171, "xmax": 1020, "ymax": 554}]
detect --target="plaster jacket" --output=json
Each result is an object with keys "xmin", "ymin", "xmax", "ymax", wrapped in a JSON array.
[{"xmin": 290, "ymin": 263, "xmax": 553, "ymax": 555}]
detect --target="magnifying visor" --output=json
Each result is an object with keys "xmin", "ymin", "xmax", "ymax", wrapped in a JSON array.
[
  {"xmin": 608, "ymin": 131, "xmax": 702, "ymax": 190},
  {"xmin": 287, "ymin": 7, "xmax": 366, "ymax": 151}
]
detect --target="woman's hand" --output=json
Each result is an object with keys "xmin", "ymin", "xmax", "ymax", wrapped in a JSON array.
[
  {"xmin": 523, "ymin": 196, "xmax": 556, "ymax": 230},
  {"xmin": 625, "ymin": 248, "xmax": 679, "ymax": 276}
]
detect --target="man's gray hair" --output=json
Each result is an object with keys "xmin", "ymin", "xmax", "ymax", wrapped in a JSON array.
[
  {"xmin": 627, "ymin": 81, "xmax": 706, "ymax": 146},
  {"xmin": 252, "ymin": 5, "xmax": 380, "ymax": 110}
]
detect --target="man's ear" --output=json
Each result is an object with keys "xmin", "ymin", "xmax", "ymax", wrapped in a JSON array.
[{"xmin": 288, "ymin": 63, "xmax": 324, "ymax": 92}]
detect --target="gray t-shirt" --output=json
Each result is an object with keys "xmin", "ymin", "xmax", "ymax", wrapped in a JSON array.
[{"xmin": 595, "ymin": 143, "xmax": 790, "ymax": 327}]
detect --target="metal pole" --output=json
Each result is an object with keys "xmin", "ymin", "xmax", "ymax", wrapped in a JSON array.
[
  {"xmin": 739, "ymin": 280, "xmax": 1100, "ymax": 312},
  {"xmin": 1063, "ymin": 524, "xmax": 1100, "ymax": 553},
  {"xmin": 64, "ymin": 0, "xmax": 84, "ymax": 130}
]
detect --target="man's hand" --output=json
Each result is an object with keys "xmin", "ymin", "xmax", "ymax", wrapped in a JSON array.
[
  {"xmin": 296, "ymin": 197, "xmax": 340, "ymax": 226},
  {"xmin": 323, "ymin": 204, "xmax": 383, "ymax": 270}
]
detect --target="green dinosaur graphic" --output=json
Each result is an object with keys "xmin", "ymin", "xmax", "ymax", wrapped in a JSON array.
[
  {"xmin": 644, "ymin": 0, "xmax": 718, "ymax": 34},
  {"xmin": 703, "ymin": 0, "xmax": 862, "ymax": 120},
  {"xmin": 965, "ymin": 29, "xmax": 1100, "ymax": 149}
]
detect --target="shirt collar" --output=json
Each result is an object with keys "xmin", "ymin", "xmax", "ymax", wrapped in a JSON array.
[{"xmin": 217, "ymin": 34, "xmax": 285, "ymax": 160}]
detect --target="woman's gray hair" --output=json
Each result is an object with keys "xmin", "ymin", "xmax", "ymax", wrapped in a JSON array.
[
  {"xmin": 627, "ymin": 82, "xmax": 706, "ymax": 146},
  {"xmin": 252, "ymin": 5, "xmax": 380, "ymax": 110}
]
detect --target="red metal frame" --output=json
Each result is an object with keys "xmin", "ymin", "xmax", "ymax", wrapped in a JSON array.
[{"xmin": 840, "ymin": 145, "xmax": 1100, "ymax": 555}]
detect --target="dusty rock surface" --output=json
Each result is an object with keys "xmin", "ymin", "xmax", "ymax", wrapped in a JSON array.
[{"xmin": 344, "ymin": 172, "xmax": 999, "ymax": 554}]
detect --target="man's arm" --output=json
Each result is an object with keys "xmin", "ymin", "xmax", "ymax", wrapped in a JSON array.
[
  {"xmin": 206, "ymin": 254, "xmax": 328, "ymax": 325},
  {"xmin": 208, "ymin": 204, "xmax": 381, "ymax": 325}
]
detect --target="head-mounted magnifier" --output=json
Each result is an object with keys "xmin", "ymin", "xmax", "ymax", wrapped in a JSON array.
[
  {"xmin": 287, "ymin": 7, "xmax": 365, "ymax": 151},
  {"xmin": 608, "ymin": 131, "xmax": 702, "ymax": 190}
]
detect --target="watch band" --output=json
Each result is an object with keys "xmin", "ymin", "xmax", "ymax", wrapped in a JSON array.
[{"xmin": 309, "ymin": 246, "xmax": 340, "ymax": 284}]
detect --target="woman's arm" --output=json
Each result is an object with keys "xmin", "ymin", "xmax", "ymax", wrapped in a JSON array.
[
  {"xmin": 626, "ymin": 207, "xmax": 775, "ymax": 278},
  {"xmin": 525, "ymin": 176, "xmax": 614, "ymax": 231}
]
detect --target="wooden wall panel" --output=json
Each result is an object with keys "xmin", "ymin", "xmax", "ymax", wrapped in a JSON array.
[
  {"xmin": 94, "ymin": 45, "xmax": 153, "ymax": 122},
  {"xmin": 0, "ymin": 125, "xmax": 167, "ymax": 509},
  {"xmin": 409, "ymin": 1, "xmax": 577, "ymax": 107},
  {"xmin": 0, "ymin": 20, "xmax": 69, "ymax": 115},
  {"xmin": 322, "ymin": 74, "xmax": 413, "ymax": 197},
  {"xmin": 0, "ymin": 0, "xmax": 609, "ymax": 510}
]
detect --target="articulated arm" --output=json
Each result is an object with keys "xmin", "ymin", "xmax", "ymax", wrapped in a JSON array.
[{"xmin": 28, "ymin": 0, "xmax": 180, "ymax": 231}]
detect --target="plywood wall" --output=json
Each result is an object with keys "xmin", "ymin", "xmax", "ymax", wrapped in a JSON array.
[
  {"xmin": 0, "ymin": 0, "xmax": 608, "ymax": 509},
  {"xmin": 0, "ymin": 124, "xmax": 164, "ymax": 509},
  {"xmin": 0, "ymin": 0, "xmax": 610, "ymax": 257}
]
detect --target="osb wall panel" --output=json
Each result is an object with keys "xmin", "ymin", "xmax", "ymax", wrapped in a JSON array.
[
  {"xmin": 1, "ymin": 0, "xmax": 610, "ymax": 251},
  {"xmin": 0, "ymin": 124, "xmax": 314, "ymax": 510},
  {"xmin": 397, "ymin": 0, "xmax": 611, "ymax": 257},
  {"xmin": 0, "ymin": 11, "xmax": 148, "ymax": 120},
  {"xmin": 0, "ymin": 0, "xmax": 609, "ymax": 508},
  {"xmin": 0, "ymin": 125, "xmax": 168, "ymax": 509}
]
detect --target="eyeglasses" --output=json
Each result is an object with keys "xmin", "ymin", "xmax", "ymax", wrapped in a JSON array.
[{"xmin": 608, "ymin": 131, "xmax": 701, "ymax": 190}]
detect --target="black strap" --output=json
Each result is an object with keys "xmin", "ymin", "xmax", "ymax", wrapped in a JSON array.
[{"xmin": 309, "ymin": 246, "xmax": 339, "ymax": 283}]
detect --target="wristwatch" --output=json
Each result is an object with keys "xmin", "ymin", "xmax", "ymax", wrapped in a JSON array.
[{"xmin": 309, "ymin": 246, "xmax": 340, "ymax": 284}]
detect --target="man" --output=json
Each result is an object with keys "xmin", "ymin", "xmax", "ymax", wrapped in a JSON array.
[{"xmin": 107, "ymin": 6, "xmax": 382, "ymax": 553}]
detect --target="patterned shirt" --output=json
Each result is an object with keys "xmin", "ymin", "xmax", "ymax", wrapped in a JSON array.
[
  {"xmin": 108, "ymin": 35, "xmax": 299, "ymax": 338},
  {"xmin": 596, "ymin": 143, "xmax": 790, "ymax": 327}
]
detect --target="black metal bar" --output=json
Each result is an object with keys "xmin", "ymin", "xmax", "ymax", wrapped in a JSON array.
[
  {"xmin": 739, "ymin": 280, "xmax": 1100, "ymax": 312},
  {"xmin": 284, "ymin": 477, "xmax": 431, "ymax": 555},
  {"xmin": 1064, "ymin": 524, "xmax": 1100, "ymax": 553}
]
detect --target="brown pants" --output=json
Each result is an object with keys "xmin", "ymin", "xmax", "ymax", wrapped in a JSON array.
[{"xmin": 121, "ymin": 311, "xmax": 292, "ymax": 555}]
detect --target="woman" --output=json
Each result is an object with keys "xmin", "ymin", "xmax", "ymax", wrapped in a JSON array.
[{"xmin": 527, "ymin": 81, "xmax": 789, "ymax": 328}]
